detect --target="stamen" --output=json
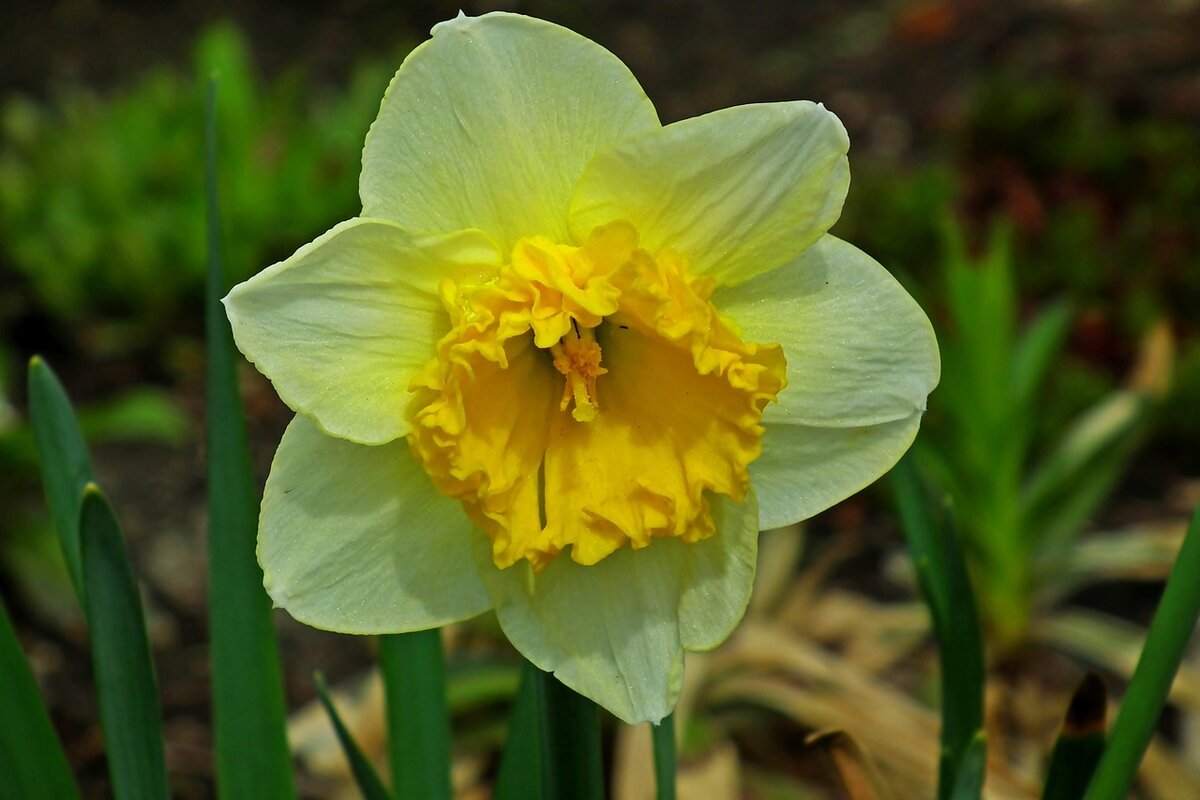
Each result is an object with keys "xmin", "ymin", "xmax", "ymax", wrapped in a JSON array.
[{"xmin": 551, "ymin": 323, "xmax": 607, "ymax": 422}]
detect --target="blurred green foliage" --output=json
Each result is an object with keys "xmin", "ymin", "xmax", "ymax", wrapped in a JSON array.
[
  {"xmin": 0, "ymin": 24, "xmax": 393, "ymax": 348},
  {"xmin": 913, "ymin": 219, "xmax": 1168, "ymax": 650}
]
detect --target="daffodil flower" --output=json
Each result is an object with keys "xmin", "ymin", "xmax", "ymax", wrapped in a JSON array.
[{"xmin": 224, "ymin": 11, "xmax": 939, "ymax": 724}]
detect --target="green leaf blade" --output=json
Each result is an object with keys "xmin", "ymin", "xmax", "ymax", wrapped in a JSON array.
[
  {"xmin": 1083, "ymin": 500, "xmax": 1200, "ymax": 800},
  {"xmin": 1011, "ymin": 301, "xmax": 1073, "ymax": 409},
  {"xmin": 379, "ymin": 630, "xmax": 452, "ymax": 800},
  {"xmin": 890, "ymin": 456, "xmax": 949, "ymax": 629},
  {"xmin": 892, "ymin": 457, "xmax": 986, "ymax": 800},
  {"xmin": 534, "ymin": 667, "xmax": 604, "ymax": 800},
  {"xmin": 204, "ymin": 77, "xmax": 296, "ymax": 800},
  {"xmin": 28, "ymin": 355, "xmax": 95, "ymax": 603},
  {"xmin": 494, "ymin": 662, "xmax": 544, "ymax": 800},
  {"xmin": 0, "ymin": 595, "xmax": 81, "ymax": 800},
  {"xmin": 1042, "ymin": 673, "xmax": 1106, "ymax": 800},
  {"xmin": 80, "ymin": 486, "xmax": 168, "ymax": 800},
  {"xmin": 314, "ymin": 674, "xmax": 391, "ymax": 800},
  {"xmin": 948, "ymin": 733, "xmax": 987, "ymax": 800}
]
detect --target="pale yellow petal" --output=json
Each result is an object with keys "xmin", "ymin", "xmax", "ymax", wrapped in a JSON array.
[
  {"xmin": 753, "ymin": 410, "xmax": 925, "ymax": 531},
  {"xmin": 361, "ymin": 12, "xmax": 659, "ymax": 249},
  {"xmin": 713, "ymin": 235, "xmax": 940, "ymax": 429},
  {"xmin": 224, "ymin": 218, "xmax": 501, "ymax": 446},
  {"xmin": 570, "ymin": 102, "xmax": 848, "ymax": 285},
  {"xmin": 475, "ymin": 491, "xmax": 759, "ymax": 724},
  {"xmin": 259, "ymin": 415, "xmax": 491, "ymax": 633}
]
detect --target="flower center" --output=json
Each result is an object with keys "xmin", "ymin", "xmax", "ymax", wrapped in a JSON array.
[
  {"xmin": 551, "ymin": 322, "xmax": 607, "ymax": 422},
  {"xmin": 407, "ymin": 221, "xmax": 786, "ymax": 571}
]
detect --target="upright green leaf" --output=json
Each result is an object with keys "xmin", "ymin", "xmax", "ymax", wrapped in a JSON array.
[
  {"xmin": 891, "ymin": 456, "xmax": 949, "ymax": 628},
  {"xmin": 1084, "ymin": 500, "xmax": 1200, "ymax": 800},
  {"xmin": 0, "ymin": 595, "xmax": 81, "ymax": 800},
  {"xmin": 28, "ymin": 356, "xmax": 94, "ymax": 602},
  {"xmin": 1011, "ymin": 302, "xmax": 1073, "ymax": 410},
  {"xmin": 1023, "ymin": 391, "xmax": 1149, "ymax": 552},
  {"xmin": 313, "ymin": 674, "xmax": 391, "ymax": 800},
  {"xmin": 534, "ymin": 667, "xmax": 604, "ymax": 800},
  {"xmin": 1042, "ymin": 673, "xmax": 1106, "ymax": 800},
  {"xmin": 79, "ymin": 485, "xmax": 168, "ymax": 800},
  {"xmin": 204, "ymin": 77, "xmax": 295, "ymax": 800},
  {"xmin": 935, "ymin": 502, "xmax": 987, "ymax": 800},
  {"xmin": 892, "ymin": 457, "xmax": 986, "ymax": 800},
  {"xmin": 948, "ymin": 733, "xmax": 987, "ymax": 800},
  {"xmin": 652, "ymin": 712, "xmax": 677, "ymax": 800},
  {"xmin": 379, "ymin": 630, "xmax": 452, "ymax": 800},
  {"xmin": 493, "ymin": 661, "xmax": 544, "ymax": 800}
]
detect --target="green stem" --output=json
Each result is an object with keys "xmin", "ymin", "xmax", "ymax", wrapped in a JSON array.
[
  {"xmin": 534, "ymin": 669, "xmax": 604, "ymax": 800},
  {"xmin": 379, "ymin": 630, "xmax": 452, "ymax": 800},
  {"xmin": 1083, "ymin": 502, "xmax": 1200, "ymax": 800},
  {"xmin": 652, "ymin": 712, "xmax": 677, "ymax": 800}
]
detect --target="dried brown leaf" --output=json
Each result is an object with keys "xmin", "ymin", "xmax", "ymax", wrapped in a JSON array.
[{"xmin": 806, "ymin": 729, "xmax": 893, "ymax": 800}]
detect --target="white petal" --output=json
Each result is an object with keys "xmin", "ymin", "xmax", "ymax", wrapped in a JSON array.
[
  {"xmin": 259, "ymin": 415, "xmax": 491, "ymax": 633},
  {"xmin": 224, "ymin": 218, "xmax": 501, "ymax": 445},
  {"xmin": 714, "ymin": 235, "xmax": 940, "ymax": 429},
  {"xmin": 475, "ymin": 492, "xmax": 758, "ymax": 724},
  {"xmin": 361, "ymin": 12, "xmax": 659, "ymax": 249},
  {"xmin": 752, "ymin": 410, "xmax": 924, "ymax": 530},
  {"xmin": 570, "ymin": 102, "xmax": 848, "ymax": 285}
]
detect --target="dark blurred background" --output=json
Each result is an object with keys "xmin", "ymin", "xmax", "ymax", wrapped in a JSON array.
[{"xmin": 2, "ymin": 1, "xmax": 1199, "ymax": 798}]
